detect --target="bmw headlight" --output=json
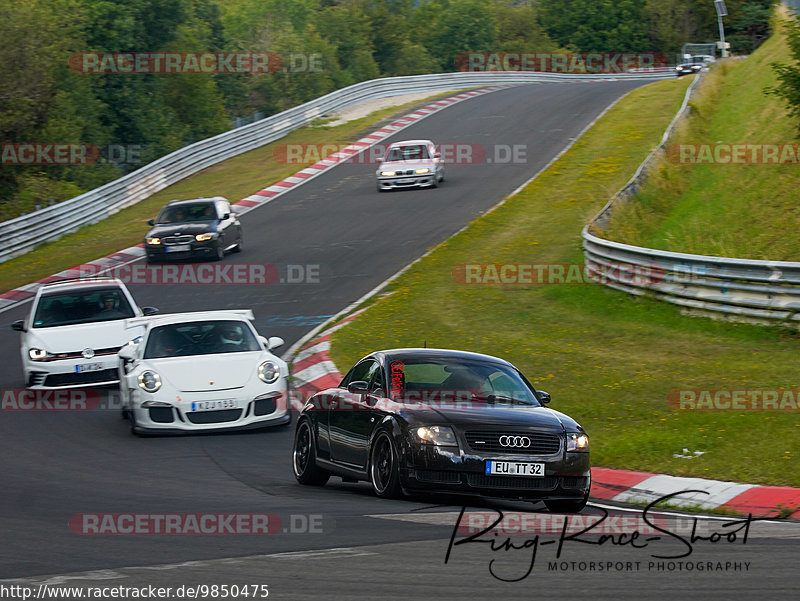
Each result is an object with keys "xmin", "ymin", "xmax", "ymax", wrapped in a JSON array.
[
  {"xmin": 29, "ymin": 348, "xmax": 49, "ymax": 361},
  {"xmin": 146, "ymin": 237, "xmax": 161, "ymax": 245},
  {"xmin": 415, "ymin": 168, "xmax": 430, "ymax": 174},
  {"xmin": 414, "ymin": 425, "xmax": 457, "ymax": 446},
  {"xmin": 258, "ymin": 361, "xmax": 280, "ymax": 384},
  {"xmin": 195, "ymin": 233, "xmax": 217, "ymax": 242},
  {"xmin": 380, "ymin": 171, "xmax": 395, "ymax": 177},
  {"xmin": 138, "ymin": 371, "xmax": 162, "ymax": 393},
  {"xmin": 566, "ymin": 432, "xmax": 589, "ymax": 452}
]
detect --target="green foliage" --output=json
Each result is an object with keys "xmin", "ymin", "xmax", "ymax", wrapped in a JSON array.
[{"xmin": 769, "ymin": 16, "xmax": 800, "ymax": 131}]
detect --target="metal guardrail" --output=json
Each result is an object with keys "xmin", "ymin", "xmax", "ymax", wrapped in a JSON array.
[
  {"xmin": 0, "ymin": 70, "xmax": 672, "ymax": 264},
  {"xmin": 582, "ymin": 68, "xmax": 800, "ymax": 323}
]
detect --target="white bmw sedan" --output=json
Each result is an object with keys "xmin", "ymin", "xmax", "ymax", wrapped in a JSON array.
[{"xmin": 118, "ymin": 310, "xmax": 289, "ymax": 435}]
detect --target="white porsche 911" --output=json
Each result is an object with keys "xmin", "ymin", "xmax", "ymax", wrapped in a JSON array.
[{"xmin": 118, "ymin": 310, "xmax": 289, "ymax": 435}]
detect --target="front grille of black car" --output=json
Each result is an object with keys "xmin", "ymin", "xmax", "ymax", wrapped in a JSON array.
[
  {"xmin": 561, "ymin": 476, "xmax": 590, "ymax": 489},
  {"xmin": 467, "ymin": 474, "xmax": 559, "ymax": 490},
  {"xmin": 44, "ymin": 368, "xmax": 118, "ymax": 387},
  {"xmin": 162, "ymin": 234, "xmax": 195, "ymax": 245},
  {"xmin": 148, "ymin": 407, "xmax": 174, "ymax": 423},
  {"xmin": 186, "ymin": 409, "xmax": 242, "ymax": 424},
  {"xmin": 463, "ymin": 431, "xmax": 562, "ymax": 455},
  {"xmin": 415, "ymin": 470, "xmax": 462, "ymax": 484}
]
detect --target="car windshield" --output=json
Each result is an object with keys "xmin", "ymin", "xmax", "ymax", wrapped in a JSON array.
[
  {"xmin": 143, "ymin": 320, "xmax": 261, "ymax": 358},
  {"xmin": 385, "ymin": 145, "xmax": 430, "ymax": 162},
  {"xmin": 387, "ymin": 358, "xmax": 540, "ymax": 405},
  {"xmin": 156, "ymin": 203, "xmax": 217, "ymax": 224},
  {"xmin": 32, "ymin": 287, "xmax": 135, "ymax": 327}
]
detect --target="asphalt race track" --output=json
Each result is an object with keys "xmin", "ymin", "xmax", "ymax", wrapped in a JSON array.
[{"xmin": 1, "ymin": 81, "xmax": 793, "ymax": 599}]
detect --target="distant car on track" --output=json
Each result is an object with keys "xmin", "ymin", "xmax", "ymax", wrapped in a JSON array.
[
  {"xmin": 144, "ymin": 197, "xmax": 243, "ymax": 262},
  {"xmin": 675, "ymin": 60, "xmax": 705, "ymax": 76},
  {"xmin": 376, "ymin": 140, "xmax": 444, "ymax": 192},
  {"xmin": 118, "ymin": 310, "xmax": 289, "ymax": 435},
  {"xmin": 11, "ymin": 278, "xmax": 158, "ymax": 388},
  {"xmin": 292, "ymin": 348, "xmax": 590, "ymax": 512}
]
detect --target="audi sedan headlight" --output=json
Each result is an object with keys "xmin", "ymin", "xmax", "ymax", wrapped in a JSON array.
[
  {"xmin": 380, "ymin": 171, "xmax": 395, "ymax": 177},
  {"xmin": 258, "ymin": 361, "xmax": 280, "ymax": 384},
  {"xmin": 415, "ymin": 168, "xmax": 431, "ymax": 174},
  {"xmin": 28, "ymin": 348, "xmax": 50, "ymax": 361},
  {"xmin": 195, "ymin": 233, "xmax": 217, "ymax": 242},
  {"xmin": 414, "ymin": 425, "xmax": 457, "ymax": 446},
  {"xmin": 566, "ymin": 432, "xmax": 589, "ymax": 452},
  {"xmin": 138, "ymin": 371, "xmax": 162, "ymax": 393},
  {"xmin": 146, "ymin": 237, "xmax": 161, "ymax": 245}
]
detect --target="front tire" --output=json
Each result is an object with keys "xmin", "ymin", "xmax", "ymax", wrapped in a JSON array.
[
  {"xmin": 214, "ymin": 243, "xmax": 225, "ymax": 261},
  {"xmin": 369, "ymin": 430, "xmax": 402, "ymax": 498},
  {"xmin": 292, "ymin": 420, "xmax": 330, "ymax": 486}
]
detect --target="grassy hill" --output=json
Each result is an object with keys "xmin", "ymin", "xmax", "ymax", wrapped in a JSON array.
[{"xmin": 601, "ymin": 7, "xmax": 800, "ymax": 260}]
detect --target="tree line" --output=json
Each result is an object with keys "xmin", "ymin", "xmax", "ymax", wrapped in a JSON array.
[{"xmin": 0, "ymin": 0, "xmax": 776, "ymax": 220}]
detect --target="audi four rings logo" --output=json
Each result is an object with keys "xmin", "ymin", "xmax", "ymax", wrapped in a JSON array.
[{"xmin": 499, "ymin": 435, "xmax": 531, "ymax": 448}]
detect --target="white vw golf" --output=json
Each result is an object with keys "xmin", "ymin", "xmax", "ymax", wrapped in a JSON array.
[
  {"xmin": 118, "ymin": 310, "xmax": 289, "ymax": 435},
  {"xmin": 12, "ymin": 278, "xmax": 158, "ymax": 389}
]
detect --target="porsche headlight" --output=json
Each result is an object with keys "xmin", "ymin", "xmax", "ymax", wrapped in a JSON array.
[
  {"xmin": 414, "ymin": 425, "xmax": 457, "ymax": 446},
  {"xmin": 415, "ymin": 168, "xmax": 430, "ymax": 174},
  {"xmin": 566, "ymin": 432, "xmax": 589, "ymax": 452},
  {"xmin": 146, "ymin": 237, "xmax": 161, "ymax": 245},
  {"xmin": 138, "ymin": 371, "xmax": 162, "ymax": 393},
  {"xmin": 29, "ymin": 348, "xmax": 49, "ymax": 361},
  {"xmin": 195, "ymin": 233, "xmax": 217, "ymax": 242},
  {"xmin": 258, "ymin": 361, "xmax": 280, "ymax": 384}
]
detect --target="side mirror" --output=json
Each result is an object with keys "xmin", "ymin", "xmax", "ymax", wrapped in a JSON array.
[
  {"xmin": 142, "ymin": 307, "xmax": 159, "ymax": 316},
  {"xmin": 222, "ymin": 213, "xmax": 230, "ymax": 220},
  {"xmin": 347, "ymin": 380, "xmax": 370, "ymax": 394},
  {"xmin": 267, "ymin": 336, "xmax": 284, "ymax": 350},
  {"xmin": 147, "ymin": 219, "xmax": 155, "ymax": 226},
  {"xmin": 536, "ymin": 390, "xmax": 551, "ymax": 405},
  {"xmin": 118, "ymin": 344, "xmax": 137, "ymax": 362},
  {"xmin": 11, "ymin": 320, "xmax": 26, "ymax": 332},
  {"xmin": 434, "ymin": 151, "xmax": 441, "ymax": 159}
]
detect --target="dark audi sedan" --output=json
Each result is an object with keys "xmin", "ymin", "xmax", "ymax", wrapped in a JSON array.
[
  {"xmin": 144, "ymin": 197, "xmax": 243, "ymax": 262},
  {"xmin": 292, "ymin": 348, "xmax": 590, "ymax": 512}
]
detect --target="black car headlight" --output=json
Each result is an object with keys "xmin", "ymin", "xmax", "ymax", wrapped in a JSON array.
[
  {"xmin": 195, "ymin": 233, "xmax": 218, "ymax": 242},
  {"xmin": 413, "ymin": 425, "xmax": 457, "ymax": 446},
  {"xmin": 146, "ymin": 237, "xmax": 161, "ymax": 245},
  {"xmin": 138, "ymin": 371, "xmax": 162, "ymax": 393},
  {"xmin": 258, "ymin": 361, "xmax": 280, "ymax": 384},
  {"xmin": 566, "ymin": 432, "xmax": 589, "ymax": 452}
]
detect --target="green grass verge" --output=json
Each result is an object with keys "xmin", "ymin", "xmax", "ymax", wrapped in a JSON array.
[
  {"xmin": 329, "ymin": 74, "xmax": 800, "ymax": 488},
  {"xmin": 0, "ymin": 92, "xmax": 454, "ymax": 294},
  {"xmin": 601, "ymin": 8, "xmax": 800, "ymax": 260}
]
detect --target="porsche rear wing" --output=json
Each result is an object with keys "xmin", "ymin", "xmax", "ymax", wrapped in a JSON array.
[{"xmin": 125, "ymin": 309, "xmax": 255, "ymax": 330}]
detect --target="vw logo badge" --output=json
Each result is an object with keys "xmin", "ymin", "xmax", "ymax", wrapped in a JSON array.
[
  {"xmin": 81, "ymin": 348, "xmax": 95, "ymax": 359},
  {"xmin": 499, "ymin": 435, "xmax": 531, "ymax": 448}
]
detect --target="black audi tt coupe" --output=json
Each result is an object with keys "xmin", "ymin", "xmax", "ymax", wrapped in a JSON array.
[{"xmin": 292, "ymin": 348, "xmax": 591, "ymax": 512}]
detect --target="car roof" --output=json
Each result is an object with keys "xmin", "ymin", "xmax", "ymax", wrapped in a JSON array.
[
  {"xmin": 127, "ymin": 309, "xmax": 255, "ymax": 330},
  {"xmin": 39, "ymin": 277, "xmax": 126, "ymax": 295},
  {"xmin": 362, "ymin": 347, "xmax": 514, "ymax": 367},
  {"xmin": 387, "ymin": 140, "xmax": 433, "ymax": 148},
  {"xmin": 162, "ymin": 197, "xmax": 227, "ymax": 208}
]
